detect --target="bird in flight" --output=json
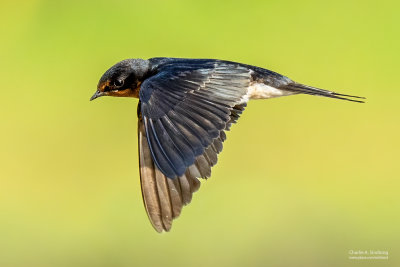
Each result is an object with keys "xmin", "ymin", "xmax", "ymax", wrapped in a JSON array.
[{"xmin": 91, "ymin": 57, "xmax": 364, "ymax": 232}]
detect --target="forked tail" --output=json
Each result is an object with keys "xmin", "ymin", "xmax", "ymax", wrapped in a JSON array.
[{"xmin": 282, "ymin": 82, "xmax": 365, "ymax": 103}]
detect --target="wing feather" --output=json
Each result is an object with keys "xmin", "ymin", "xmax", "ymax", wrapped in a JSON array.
[
  {"xmin": 154, "ymin": 167, "xmax": 173, "ymax": 231},
  {"xmin": 140, "ymin": 62, "xmax": 251, "ymax": 177},
  {"xmin": 138, "ymin": 59, "xmax": 251, "ymax": 231},
  {"xmin": 138, "ymin": 119, "xmax": 164, "ymax": 232},
  {"xmin": 139, "ymin": 103, "xmax": 247, "ymax": 232}
]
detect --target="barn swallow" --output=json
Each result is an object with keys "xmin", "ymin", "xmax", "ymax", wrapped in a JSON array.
[{"xmin": 91, "ymin": 57, "xmax": 364, "ymax": 232}]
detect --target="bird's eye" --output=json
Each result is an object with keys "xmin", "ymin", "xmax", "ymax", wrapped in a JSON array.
[{"xmin": 113, "ymin": 80, "xmax": 124, "ymax": 87}]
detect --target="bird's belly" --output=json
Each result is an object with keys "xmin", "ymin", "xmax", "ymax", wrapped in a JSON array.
[{"xmin": 246, "ymin": 82, "xmax": 294, "ymax": 100}]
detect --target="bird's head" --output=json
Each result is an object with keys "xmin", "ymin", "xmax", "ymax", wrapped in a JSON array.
[{"xmin": 90, "ymin": 59, "xmax": 150, "ymax": 101}]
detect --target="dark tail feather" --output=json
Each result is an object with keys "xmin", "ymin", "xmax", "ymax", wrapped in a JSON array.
[{"xmin": 282, "ymin": 82, "xmax": 365, "ymax": 103}]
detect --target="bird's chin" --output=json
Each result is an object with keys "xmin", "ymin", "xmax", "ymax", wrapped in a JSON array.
[
  {"xmin": 90, "ymin": 88, "xmax": 139, "ymax": 101},
  {"xmin": 107, "ymin": 88, "xmax": 139, "ymax": 98}
]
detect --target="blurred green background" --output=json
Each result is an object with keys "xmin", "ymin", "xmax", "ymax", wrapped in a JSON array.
[{"xmin": 1, "ymin": 0, "xmax": 399, "ymax": 266}]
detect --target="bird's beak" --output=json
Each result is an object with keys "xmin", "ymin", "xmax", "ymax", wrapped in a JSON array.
[{"xmin": 90, "ymin": 90, "xmax": 105, "ymax": 101}]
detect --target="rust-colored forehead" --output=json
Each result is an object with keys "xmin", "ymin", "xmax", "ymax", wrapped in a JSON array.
[{"xmin": 97, "ymin": 80, "xmax": 109, "ymax": 92}]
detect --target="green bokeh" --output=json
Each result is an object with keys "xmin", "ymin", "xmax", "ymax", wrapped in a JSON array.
[{"xmin": 1, "ymin": 0, "xmax": 399, "ymax": 266}]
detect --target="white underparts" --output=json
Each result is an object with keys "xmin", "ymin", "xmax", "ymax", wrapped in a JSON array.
[{"xmin": 240, "ymin": 82, "xmax": 294, "ymax": 103}]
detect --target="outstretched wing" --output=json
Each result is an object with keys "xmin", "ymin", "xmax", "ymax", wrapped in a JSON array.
[
  {"xmin": 137, "ymin": 60, "xmax": 251, "ymax": 232},
  {"xmin": 139, "ymin": 61, "xmax": 252, "ymax": 178},
  {"xmin": 138, "ymin": 102, "xmax": 246, "ymax": 232}
]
